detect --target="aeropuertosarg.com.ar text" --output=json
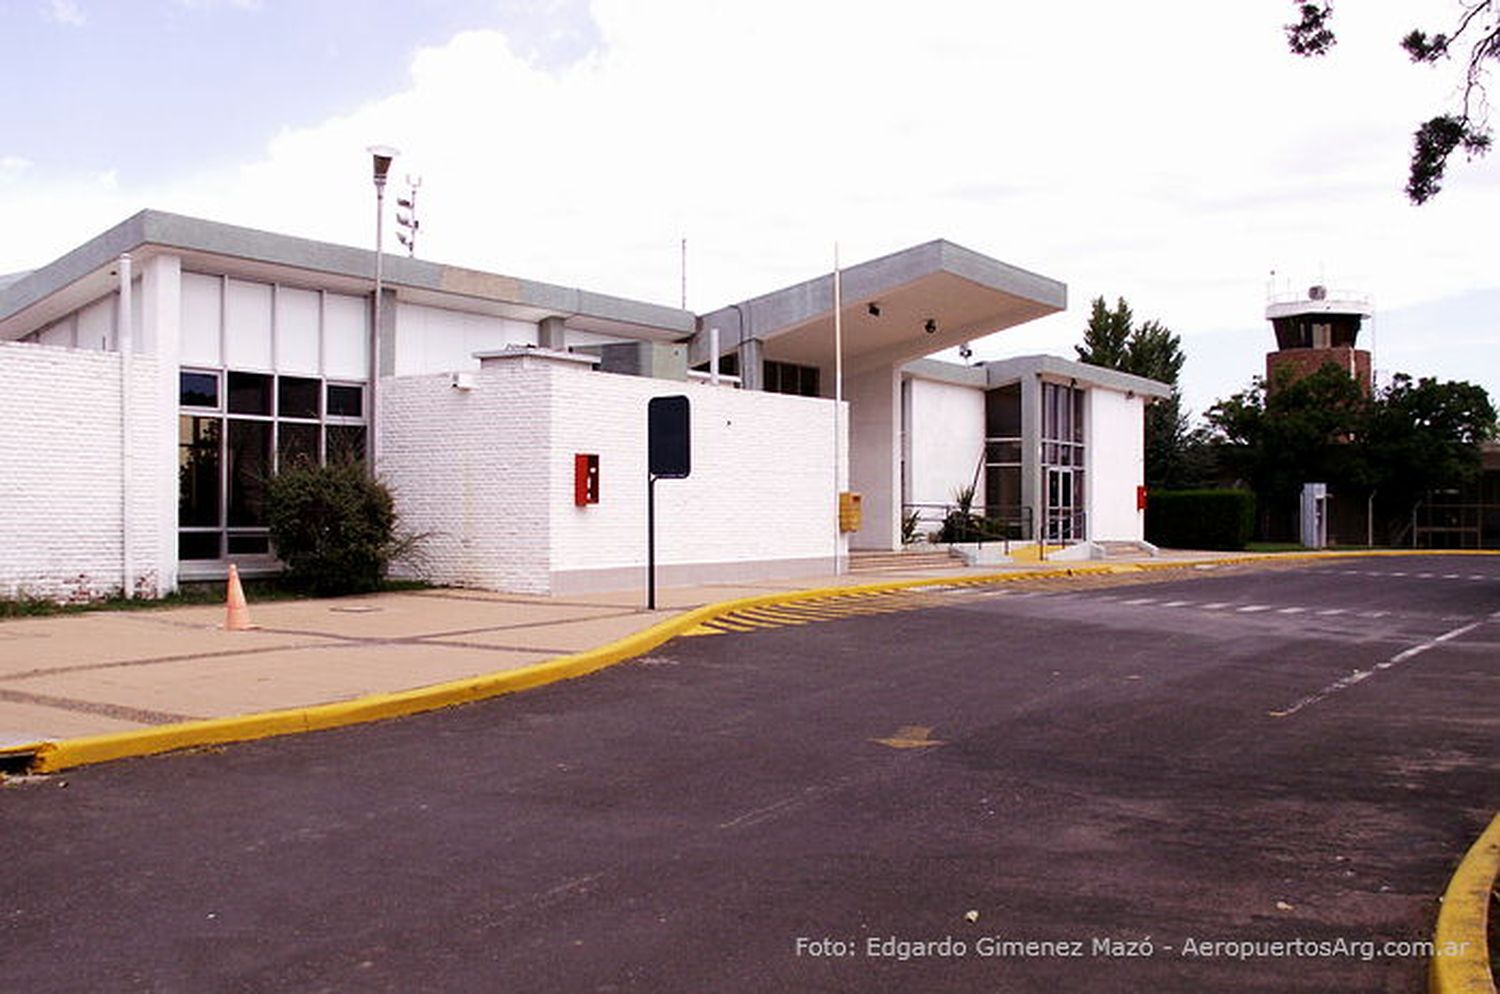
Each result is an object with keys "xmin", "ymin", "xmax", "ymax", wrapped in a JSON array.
[{"xmin": 793, "ymin": 935, "xmax": 1472, "ymax": 962}]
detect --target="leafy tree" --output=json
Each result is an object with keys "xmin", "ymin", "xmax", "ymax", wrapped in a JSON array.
[
  {"xmin": 1076, "ymin": 297, "xmax": 1203, "ymax": 488},
  {"xmin": 1286, "ymin": 1, "xmax": 1496, "ymax": 202},
  {"xmin": 1207, "ymin": 364, "xmax": 1373, "ymax": 504},
  {"xmin": 1366, "ymin": 373, "xmax": 1496, "ymax": 507},
  {"xmin": 1206, "ymin": 363, "xmax": 1495, "ymax": 539}
]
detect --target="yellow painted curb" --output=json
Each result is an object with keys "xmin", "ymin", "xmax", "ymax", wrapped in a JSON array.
[
  {"xmin": 1429, "ymin": 812, "xmax": 1500, "ymax": 994},
  {"xmin": 26, "ymin": 602, "xmax": 709, "ymax": 773},
  {"xmin": 12, "ymin": 548, "xmax": 1500, "ymax": 774}
]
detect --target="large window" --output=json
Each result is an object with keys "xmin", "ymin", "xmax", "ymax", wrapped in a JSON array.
[
  {"xmin": 763, "ymin": 360, "xmax": 821, "ymax": 397},
  {"xmin": 178, "ymin": 369, "xmax": 367, "ymax": 561},
  {"xmin": 984, "ymin": 383, "xmax": 1024, "ymax": 531},
  {"xmin": 1041, "ymin": 381, "xmax": 1085, "ymax": 541}
]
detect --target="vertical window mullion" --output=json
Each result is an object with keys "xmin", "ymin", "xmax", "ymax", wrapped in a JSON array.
[{"xmin": 271, "ymin": 374, "xmax": 280, "ymax": 475}]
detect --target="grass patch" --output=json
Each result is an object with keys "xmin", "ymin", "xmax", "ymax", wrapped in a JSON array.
[
  {"xmin": 0, "ymin": 577, "xmax": 432, "ymax": 621},
  {"xmin": 1244, "ymin": 543, "xmax": 1387, "ymax": 554}
]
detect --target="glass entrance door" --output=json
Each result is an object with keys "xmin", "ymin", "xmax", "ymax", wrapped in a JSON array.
[{"xmin": 1046, "ymin": 467, "xmax": 1077, "ymax": 542}]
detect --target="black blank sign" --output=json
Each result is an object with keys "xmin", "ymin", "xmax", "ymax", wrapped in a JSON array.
[{"xmin": 648, "ymin": 395, "xmax": 691, "ymax": 479}]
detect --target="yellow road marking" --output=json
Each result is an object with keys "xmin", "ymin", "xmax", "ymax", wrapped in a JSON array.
[
  {"xmin": 871, "ymin": 725, "xmax": 947, "ymax": 749},
  {"xmin": 734, "ymin": 608, "xmax": 813, "ymax": 625},
  {"xmin": 1429, "ymin": 812, "xmax": 1500, "ymax": 994}
]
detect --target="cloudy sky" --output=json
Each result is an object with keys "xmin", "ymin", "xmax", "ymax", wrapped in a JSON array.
[{"xmin": 2, "ymin": 0, "xmax": 1495, "ymax": 417}]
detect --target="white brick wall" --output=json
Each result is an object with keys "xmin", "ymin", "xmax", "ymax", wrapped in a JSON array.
[
  {"xmin": 0, "ymin": 342, "xmax": 167, "ymax": 601},
  {"xmin": 547, "ymin": 365, "xmax": 843, "ymax": 579},
  {"xmin": 380, "ymin": 361, "xmax": 552, "ymax": 593},
  {"xmin": 379, "ymin": 359, "xmax": 846, "ymax": 595}
]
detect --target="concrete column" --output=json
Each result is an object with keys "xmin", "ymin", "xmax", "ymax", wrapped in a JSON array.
[
  {"xmin": 539, "ymin": 316, "xmax": 567, "ymax": 351},
  {"xmin": 847, "ymin": 364, "xmax": 901, "ymax": 550},
  {"xmin": 139, "ymin": 254, "xmax": 182, "ymax": 595},
  {"xmin": 738, "ymin": 338, "xmax": 764, "ymax": 391},
  {"xmin": 1021, "ymin": 372, "xmax": 1043, "ymax": 540}
]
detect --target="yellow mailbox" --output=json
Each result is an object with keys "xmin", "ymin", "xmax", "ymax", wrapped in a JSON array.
[{"xmin": 838, "ymin": 491, "xmax": 863, "ymax": 533}]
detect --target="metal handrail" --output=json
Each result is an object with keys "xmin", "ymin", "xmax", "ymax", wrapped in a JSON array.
[
  {"xmin": 901, "ymin": 503, "xmax": 1034, "ymax": 553},
  {"xmin": 1266, "ymin": 288, "xmax": 1373, "ymax": 307},
  {"xmin": 1043, "ymin": 507, "xmax": 1088, "ymax": 545},
  {"xmin": 1410, "ymin": 497, "xmax": 1489, "ymax": 550}
]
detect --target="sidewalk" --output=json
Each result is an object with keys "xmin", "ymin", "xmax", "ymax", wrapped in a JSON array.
[{"xmin": 0, "ymin": 550, "xmax": 1242, "ymax": 756}]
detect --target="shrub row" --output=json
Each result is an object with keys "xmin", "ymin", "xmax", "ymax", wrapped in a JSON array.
[{"xmin": 1144, "ymin": 489, "xmax": 1255, "ymax": 551}]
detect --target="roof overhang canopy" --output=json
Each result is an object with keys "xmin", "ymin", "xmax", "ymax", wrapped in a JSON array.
[
  {"xmin": 0, "ymin": 210, "xmax": 695, "ymax": 343},
  {"xmin": 904, "ymin": 354, "xmax": 1173, "ymax": 400},
  {"xmin": 692, "ymin": 240, "xmax": 1066, "ymax": 376}
]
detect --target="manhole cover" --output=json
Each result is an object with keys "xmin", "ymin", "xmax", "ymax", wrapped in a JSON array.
[{"xmin": 330, "ymin": 605, "xmax": 383, "ymax": 614}]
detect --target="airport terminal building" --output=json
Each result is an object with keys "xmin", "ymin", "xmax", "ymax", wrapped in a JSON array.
[{"xmin": 0, "ymin": 211, "xmax": 1166, "ymax": 600}]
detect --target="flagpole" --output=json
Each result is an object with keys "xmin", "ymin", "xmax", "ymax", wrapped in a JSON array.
[
  {"xmin": 833, "ymin": 242, "xmax": 845, "ymax": 572},
  {"xmin": 834, "ymin": 241, "xmax": 843, "ymax": 406}
]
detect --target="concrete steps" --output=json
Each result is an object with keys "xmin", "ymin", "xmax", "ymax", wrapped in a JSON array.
[
  {"xmin": 848, "ymin": 549, "xmax": 960, "ymax": 572},
  {"xmin": 1095, "ymin": 540, "xmax": 1160, "ymax": 559},
  {"xmin": 1003, "ymin": 543, "xmax": 1064, "ymax": 563}
]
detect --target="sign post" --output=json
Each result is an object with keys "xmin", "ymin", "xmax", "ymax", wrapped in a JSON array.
[{"xmin": 647, "ymin": 396, "xmax": 691, "ymax": 609}]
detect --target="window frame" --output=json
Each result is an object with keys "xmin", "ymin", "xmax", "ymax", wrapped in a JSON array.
[{"xmin": 178, "ymin": 366, "xmax": 368, "ymax": 567}]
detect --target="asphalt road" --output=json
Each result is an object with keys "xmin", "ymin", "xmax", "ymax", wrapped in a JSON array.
[{"xmin": 2, "ymin": 556, "xmax": 1497, "ymax": 993}]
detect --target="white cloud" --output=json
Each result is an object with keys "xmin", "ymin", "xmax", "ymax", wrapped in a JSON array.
[
  {"xmin": 5, "ymin": 0, "xmax": 1497, "ymax": 410},
  {"xmin": 173, "ymin": 0, "xmax": 263, "ymax": 10},
  {"xmin": 43, "ymin": 0, "xmax": 85, "ymax": 26},
  {"xmin": 0, "ymin": 156, "xmax": 32, "ymax": 182}
]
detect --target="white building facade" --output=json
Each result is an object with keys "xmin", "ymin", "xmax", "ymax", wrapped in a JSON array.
[
  {"xmin": 901, "ymin": 356, "xmax": 1168, "ymax": 549},
  {"xmin": 0, "ymin": 210, "xmax": 1162, "ymax": 601}
]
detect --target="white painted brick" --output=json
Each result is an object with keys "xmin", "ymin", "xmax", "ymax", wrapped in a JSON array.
[
  {"xmin": 379, "ymin": 363, "xmax": 846, "ymax": 595},
  {"xmin": 0, "ymin": 341, "xmax": 167, "ymax": 602}
]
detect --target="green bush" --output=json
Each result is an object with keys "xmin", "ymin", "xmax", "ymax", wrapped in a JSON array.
[
  {"xmin": 1145, "ymin": 489, "xmax": 1256, "ymax": 551},
  {"xmin": 265, "ymin": 462, "xmax": 397, "ymax": 595},
  {"xmin": 901, "ymin": 509, "xmax": 923, "ymax": 545},
  {"xmin": 937, "ymin": 484, "xmax": 982, "ymax": 543}
]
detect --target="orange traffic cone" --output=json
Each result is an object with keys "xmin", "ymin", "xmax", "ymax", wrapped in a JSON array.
[{"xmin": 223, "ymin": 563, "xmax": 256, "ymax": 631}]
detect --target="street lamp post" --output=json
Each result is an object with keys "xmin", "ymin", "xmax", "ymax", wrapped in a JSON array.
[{"xmin": 366, "ymin": 144, "xmax": 399, "ymax": 471}]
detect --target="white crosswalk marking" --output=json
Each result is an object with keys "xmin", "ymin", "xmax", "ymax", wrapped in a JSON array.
[
  {"xmin": 1238, "ymin": 605, "xmax": 1272, "ymax": 613},
  {"xmin": 1278, "ymin": 607, "xmax": 1307, "ymax": 614},
  {"xmin": 1270, "ymin": 620, "xmax": 1482, "ymax": 717}
]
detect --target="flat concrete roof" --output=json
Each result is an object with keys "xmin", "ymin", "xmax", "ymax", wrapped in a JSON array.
[
  {"xmin": 0, "ymin": 210, "xmax": 696, "ymax": 342},
  {"xmin": 691, "ymin": 240, "xmax": 1066, "ymax": 373},
  {"xmin": 905, "ymin": 353, "xmax": 1172, "ymax": 399}
]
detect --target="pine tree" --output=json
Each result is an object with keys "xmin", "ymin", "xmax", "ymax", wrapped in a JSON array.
[{"xmin": 1076, "ymin": 297, "xmax": 1199, "ymax": 488}]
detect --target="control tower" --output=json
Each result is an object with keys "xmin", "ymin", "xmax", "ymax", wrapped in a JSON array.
[{"xmin": 1265, "ymin": 285, "xmax": 1373, "ymax": 393}]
